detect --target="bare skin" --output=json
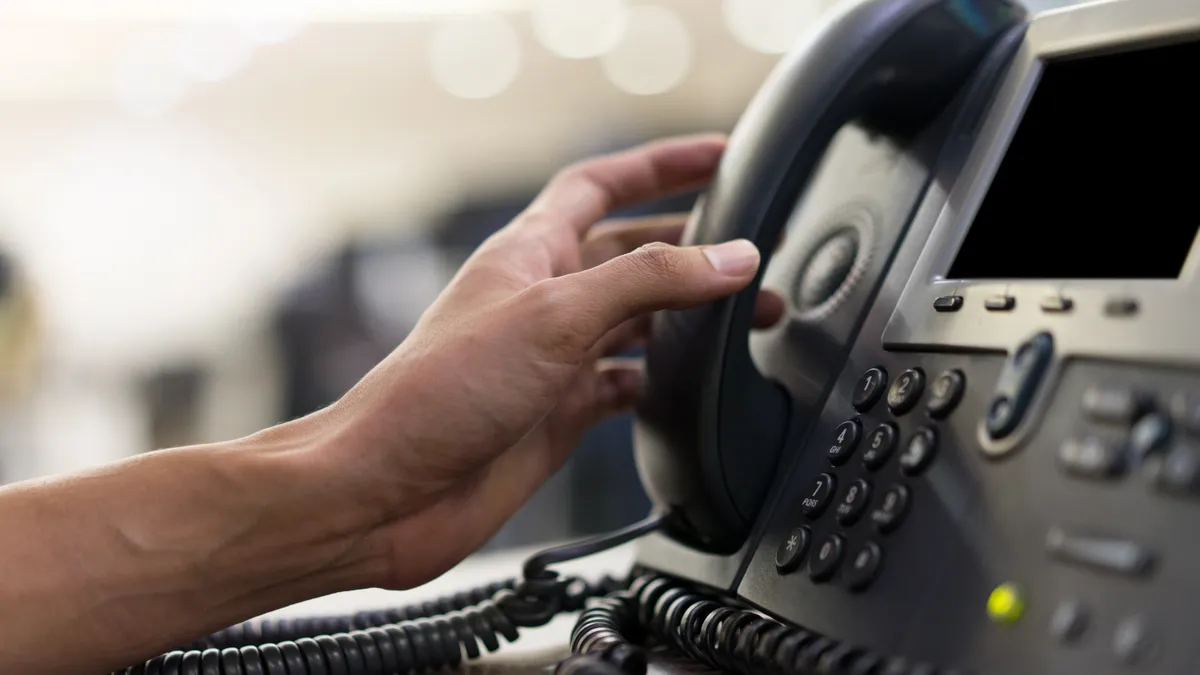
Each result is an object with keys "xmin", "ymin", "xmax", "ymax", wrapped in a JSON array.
[{"xmin": 0, "ymin": 134, "xmax": 783, "ymax": 674}]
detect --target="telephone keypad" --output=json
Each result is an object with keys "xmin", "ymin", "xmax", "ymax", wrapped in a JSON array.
[
  {"xmin": 802, "ymin": 473, "xmax": 838, "ymax": 518},
  {"xmin": 887, "ymin": 368, "xmax": 925, "ymax": 415},
  {"xmin": 835, "ymin": 479, "xmax": 872, "ymax": 526},
  {"xmin": 844, "ymin": 541, "xmax": 884, "ymax": 591},
  {"xmin": 828, "ymin": 419, "xmax": 863, "ymax": 466},
  {"xmin": 862, "ymin": 423, "xmax": 899, "ymax": 470},
  {"xmin": 808, "ymin": 533, "xmax": 846, "ymax": 582},
  {"xmin": 871, "ymin": 484, "xmax": 910, "ymax": 534},
  {"xmin": 899, "ymin": 427, "xmax": 938, "ymax": 476}
]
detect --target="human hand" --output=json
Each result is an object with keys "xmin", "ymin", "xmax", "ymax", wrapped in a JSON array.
[
  {"xmin": 321, "ymin": 134, "xmax": 784, "ymax": 588},
  {"xmin": 0, "ymin": 134, "xmax": 797, "ymax": 674}
]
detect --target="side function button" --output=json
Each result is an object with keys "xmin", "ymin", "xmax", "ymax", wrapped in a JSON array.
[
  {"xmin": 871, "ymin": 484, "xmax": 910, "ymax": 534},
  {"xmin": 776, "ymin": 527, "xmax": 811, "ymax": 574},
  {"xmin": 828, "ymin": 419, "xmax": 863, "ymax": 466},
  {"xmin": 1057, "ymin": 437, "xmax": 1125, "ymax": 479},
  {"xmin": 835, "ymin": 479, "xmax": 872, "ymax": 526},
  {"xmin": 1049, "ymin": 599, "xmax": 1090, "ymax": 645},
  {"xmin": 985, "ymin": 332, "xmax": 1053, "ymax": 441},
  {"xmin": 1129, "ymin": 413, "xmax": 1172, "ymax": 459},
  {"xmin": 808, "ymin": 534, "xmax": 845, "ymax": 582},
  {"xmin": 1169, "ymin": 392, "xmax": 1200, "ymax": 436},
  {"xmin": 802, "ymin": 473, "xmax": 837, "ymax": 519},
  {"xmin": 1045, "ymin": 528, "xmax": 1155, "ymax": 577},
  {"xmin": 1153, "ymin": 443, "xmax": 1200, "ymax": 497},
  {"xmin": 1112, "ymin": 616, "xmax": 1157, "ymax": 666},
  {"xmin": 899, "ymin": 427, "xmax": 937, "ymax": 476},
  {"xmin": 853, "ymin": 368, "xmax": 888, "ymax": 412},
  {"xmin": 1040, "ymin": 294, "xmax": 1073, "ymax": 313},
  {"xmin": 927, "ymin": 369, "xmax": 965, "ymax": 419},
  {"xmin": 933, "ymin": 295, "xmax": 963, "ymax": 312},
  {"xmin": 862, "ymin": 423, "xmax": 898, "ymax": 470},
  {"xmin": 844, "ymin": 542, "xmax": 884, "ymax": 592},
  {"xmin": 1104, "ymin": 297, "xmax": 1139, "ymax": 317},
  {"xmin": 887, "ymin": 368, "xmax": 925, "ymax": 415},
  {"xmin": 984, "ymin": 294, "xmax": 1014, "ymax": 311},
  {"xmin": 1081, "ymin": 385, "xmax": 1152, "ymax": 425}
]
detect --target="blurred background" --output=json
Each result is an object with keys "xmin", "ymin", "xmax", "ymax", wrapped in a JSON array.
[{"xmin": 0, "ymin": 0, "xmax": 1073, "ymax": 552}]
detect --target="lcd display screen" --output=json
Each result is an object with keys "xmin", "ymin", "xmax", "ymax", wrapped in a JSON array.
[{"xmin": 947, "ymin": 38, "xmax": 1200, "ymax": 279}]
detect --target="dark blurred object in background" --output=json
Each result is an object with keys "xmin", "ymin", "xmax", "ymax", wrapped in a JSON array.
[{"xmin": 141, "ymin": 366, "xmax": 206, "ymax": 451}]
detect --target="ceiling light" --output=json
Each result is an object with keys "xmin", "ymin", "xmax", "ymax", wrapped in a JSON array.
[{"xmin": 601, "ymin": 5, "xmax": 690, "ymax": 96}]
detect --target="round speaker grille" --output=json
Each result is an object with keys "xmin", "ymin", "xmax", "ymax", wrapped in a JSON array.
[{"xmin": 794, "ymin": 227, "xmax": 860, "ymax": 312}]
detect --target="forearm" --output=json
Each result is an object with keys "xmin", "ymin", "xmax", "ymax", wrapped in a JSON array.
[{"xmin": 0, "ymin": 410, "xmax": 391, "ymax": 674}]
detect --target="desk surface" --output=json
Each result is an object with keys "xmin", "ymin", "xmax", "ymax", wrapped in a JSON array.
[{"xmin": 258, "ymin": 542, "xmax": 717, "ymax": 675}]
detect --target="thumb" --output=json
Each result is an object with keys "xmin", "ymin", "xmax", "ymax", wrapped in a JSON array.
[{"xmin": 560, "ymin": 238, "xmax": 762, "ymax": 341}]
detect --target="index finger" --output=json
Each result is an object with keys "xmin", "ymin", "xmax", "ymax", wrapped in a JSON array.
[{"xmin": 523, "ymin": 133, "xmax": 727, "ymax": 238}]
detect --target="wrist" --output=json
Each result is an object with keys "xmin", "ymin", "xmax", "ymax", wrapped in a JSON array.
[{"xmin": 195, "ymin": 408, "xmax": 396, "ymax": 605}]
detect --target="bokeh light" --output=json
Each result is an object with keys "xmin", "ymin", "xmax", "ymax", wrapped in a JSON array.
[
  {"xmin": 428, "ymin": 13, "xmax": 522, "ymax": 100},
  {"xmin": 722, "ymin": 0, "xmax": 825, "ymax": 54},
  {"xmin": 601, "ymin": 5, "xmax": 691, "ymax": 96},
  {"xmin": 530, "ymin": 0, "xmax": 629, "ymax": 59}
]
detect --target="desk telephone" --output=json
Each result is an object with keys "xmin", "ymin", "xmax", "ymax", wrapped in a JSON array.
[{"xmin": 121, "ymin": 0, "xmax": 1200, "ymax": 672}]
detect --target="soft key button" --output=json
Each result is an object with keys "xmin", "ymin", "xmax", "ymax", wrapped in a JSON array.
[
  {"xmin": 1152, "ymin": 443, "xmax": 1200, "ymax": 497},
  {"xmin": 1057, "ymin": 437, "xmax": 1125, "ymax": 479},
  {"xmin": 1045, "ymin": 528, "xmax": 1155, "ymax": 577},
  {"xmin": 1082, "ymin": 385, "xmax": 1152, "ymax": 426}
]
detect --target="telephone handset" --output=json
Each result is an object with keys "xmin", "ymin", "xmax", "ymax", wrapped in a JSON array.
[
  {"xmin": 634, "ymin": 0, "xmax": 1021, "ymax": 555},
  {"xmin": 115, "ymin": 1, "xmax": 1027, "ymax": 673}
]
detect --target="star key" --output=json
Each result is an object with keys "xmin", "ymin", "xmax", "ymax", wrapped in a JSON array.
[{"xmin": 776, "ymin": 527, "xmax": 811, "ymax": 574}]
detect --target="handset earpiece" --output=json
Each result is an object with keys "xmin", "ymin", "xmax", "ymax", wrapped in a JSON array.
[{"xmin": 633, "ymin": 0, "xmax": 1024, "ymax": 554}]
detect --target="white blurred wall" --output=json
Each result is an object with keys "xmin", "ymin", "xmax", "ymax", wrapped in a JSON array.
[{"xmin": 0, "ymin": 0, "xmax": 1075, "ymax": 480}]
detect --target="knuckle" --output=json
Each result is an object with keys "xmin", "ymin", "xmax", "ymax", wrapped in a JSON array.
[
  {"xmin": 630, "ymin": 242, "xmax": 682, "ymax": 278},
  {"xmin": 521, "ymin": 281, "xmax": 593, "ymax": 356},
  {"xmin": 554, "ymin": 162, "xmax": 614, "ymax": 207}
]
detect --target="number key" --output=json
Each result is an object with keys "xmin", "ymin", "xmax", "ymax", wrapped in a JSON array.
[
  {"xmin": 862, "ymin": 422, "xmax": 898, "ymax": 470},
  {"xmin": 836, "ymin": 479, "xmax": 872, "ymax": 526},
  {"xmin": 828, "ymin": 419, "xmax": 862, "ymax": 466},
  {"xmin": 801, "ymin": 473, "xmax": 837, "ymax": 519},
  {"xmin": 887, "ymin": 368, "xmax": 925, "ymax": 415},
  {"xmin": 852, "ymin": 367, "xmax": 888, "ymax": 412}
]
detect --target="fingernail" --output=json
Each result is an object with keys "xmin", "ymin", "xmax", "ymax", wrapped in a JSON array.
[{"xmin": 703, "ymin": 239, "xmax": 760, "ymax": 276}]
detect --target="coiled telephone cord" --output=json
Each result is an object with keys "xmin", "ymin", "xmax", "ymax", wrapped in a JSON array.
[
  {"xmin": 112, "ymin": 517, "xmax": 660, "ymax": 675},
  {"xmin": 564, "ymin": 572, "xmax": 935, "ymax": 675}
]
